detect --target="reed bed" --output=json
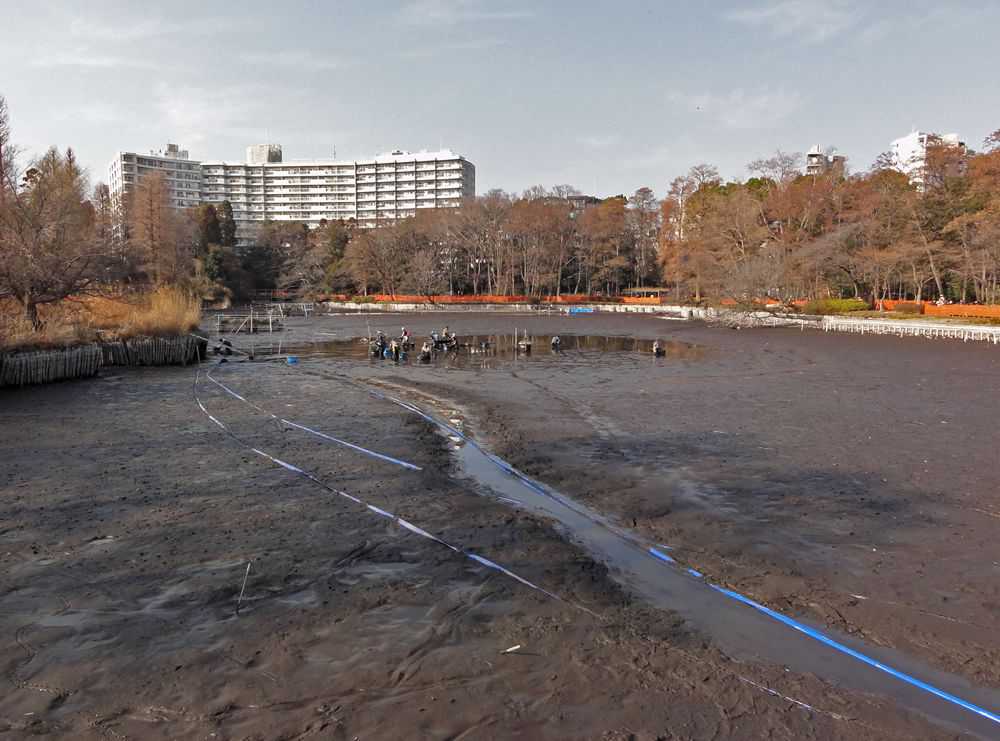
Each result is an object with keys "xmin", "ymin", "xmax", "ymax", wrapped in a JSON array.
[{"xmin": 1, "ymin": 288, "xmax": 205, "ymax": 386}]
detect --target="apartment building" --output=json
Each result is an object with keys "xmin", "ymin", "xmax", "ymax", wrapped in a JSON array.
[
  {"xmin": 108, "ymin": 143, "xmax": 476, "ymax": 241},
  {"xmin": 890, "ymin": 131, "xmax": 965, "ymax": 186},
  {"xmin": 200, "ymin": 147, "xmax": 475, "ymax": 236},
  {"xmin": 107, "ymin": 143, "xmax": 203, "ymax": 215},
  {"xmin": 805, "ymin": 145, "xmax": 846, "ymax": 177}
]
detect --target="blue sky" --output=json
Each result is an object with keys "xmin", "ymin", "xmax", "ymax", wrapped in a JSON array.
[{"xmin": 2, "ymin": 0, "xmax": 998, "ymax": 198}]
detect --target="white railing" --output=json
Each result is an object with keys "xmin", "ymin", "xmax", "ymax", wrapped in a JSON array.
[{"xmin": 823, "ymin": 316, "xmax": 1000, "ymax": 343}]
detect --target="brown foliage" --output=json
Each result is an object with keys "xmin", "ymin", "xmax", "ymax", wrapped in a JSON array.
[{"xmin": 1, "ymin": 287, "xmax": 201, "ymax": 351}]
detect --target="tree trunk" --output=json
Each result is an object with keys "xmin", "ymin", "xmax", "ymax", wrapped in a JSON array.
[{"xmin": 25, "ymin": 300, "xmax": 41, "ymax": 330}]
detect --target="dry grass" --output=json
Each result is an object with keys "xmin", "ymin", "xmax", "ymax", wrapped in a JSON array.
[
  {"xmin": 0, "ymin": 311, "xmax": 89, "ymax": 352},
  {"xmin": 90, "ymin": 287, "xmax": 202, "ymax": 339},
  {"xmin": 1, "ymin": 287, "xmax": 201, "ymax": 352}
]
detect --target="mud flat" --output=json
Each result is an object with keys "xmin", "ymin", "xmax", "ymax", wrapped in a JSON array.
[
  {"xmin": 319, "ymin": 314, "xmax": 1000, "ymax": 680},
  {"xmin": 1, "ymin": 312, "xmax": 998, "ymax": 739}
]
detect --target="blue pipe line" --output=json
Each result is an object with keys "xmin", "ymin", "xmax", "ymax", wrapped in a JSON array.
[
  {"xmin": 649, "ymin": 546, "xmax": 676, "ymax": 564},
  {"xmin": 706, "ymin": 584, "xmax": 1000, "ymax": 726},
  {"xmin": 367, "ymin": 381, "xmax": 1000, "ymax": 727}
]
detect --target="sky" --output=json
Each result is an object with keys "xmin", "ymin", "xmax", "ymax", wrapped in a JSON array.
[{"xmin": 2, "ymin": 0, "xmax": 999, "ymax": 198}]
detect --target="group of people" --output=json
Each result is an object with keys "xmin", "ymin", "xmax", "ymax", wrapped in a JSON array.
[
  {"xmin": 368, "ymin": 328, "xmax": 668, "ymax": 362},
  {"xmin": 369, "ymin": 327, "xmax": 411, "ymax": 362},
  {"xmin": 370, "ymin": 326, "xmax": 458, "ymax": 364}
]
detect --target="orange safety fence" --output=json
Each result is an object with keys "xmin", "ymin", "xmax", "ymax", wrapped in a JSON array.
[
  {"xmin": 541, "ymin": 294, "xmax": 622, "ymax": 304},
  {"xmin": 925, "ymin": 303, "xmax": 1000, "ymax": 319},
  {"xmin": 875, "ymin": 299, "xmax": 1000, "ymax": 318},
  {"xmin": 876, "ymin": 299, "xmax": 916, "ymax": 312}
]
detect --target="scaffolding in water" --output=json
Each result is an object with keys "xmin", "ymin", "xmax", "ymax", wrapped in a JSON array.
[{"xmin": 214, "ymin": 307, "xmax": 286, "ymax": 334}]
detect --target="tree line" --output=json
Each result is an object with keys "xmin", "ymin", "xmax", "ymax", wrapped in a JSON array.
[
  {"xmin": 341, "ymin": 138, "xmax": 1000, "ymax": 305},
  {"xmin": 4, "ymin": 88, "xmax": 1000, "ymax": 327},
  {"xmin": 661, "ymin": 140, "xmax": 1000, "ymax": 305}
]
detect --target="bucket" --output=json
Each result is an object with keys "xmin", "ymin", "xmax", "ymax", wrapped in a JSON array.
[{"xmin": 286, "ymin": 356, "xmax": 299, "ymax": 365}]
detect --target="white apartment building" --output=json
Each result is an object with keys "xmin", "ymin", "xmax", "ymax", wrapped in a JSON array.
[
  {"xmin": 890, "ymin": 131, "xmax": 965, "ymax": 185},
  {"xmin": 108, "ymin": 143, "xmax": 476, "ymax": 241},
  {"xmin": 108, "ymin": 143, "xmax": 203, "ymax": 215},
  {"xmin": 201, "ymin": 146, "xmax": 475, "ymax": 235}
]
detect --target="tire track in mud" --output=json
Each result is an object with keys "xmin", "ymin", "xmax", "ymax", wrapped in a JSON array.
[{"xmin": 6, "ymin": 595, "xmax": 76, "ymax": 700}]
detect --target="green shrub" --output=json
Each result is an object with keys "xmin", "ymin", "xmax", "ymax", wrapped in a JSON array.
[
  {"xmin": 893, "ymin": 302, "xmax": 923, "ymax": 314},
  {"xmin": 802, "ymin": 298, "xmax": 869, "ymax": 315}
]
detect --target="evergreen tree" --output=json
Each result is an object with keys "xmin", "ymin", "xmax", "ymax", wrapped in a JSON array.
[
  {"xmin": 195, "ymin": 204, "xmax": 221, "ymax": 252},
  {"xmin": 219, "ymin": 200, "xmax": 237, "ymax": 247}
]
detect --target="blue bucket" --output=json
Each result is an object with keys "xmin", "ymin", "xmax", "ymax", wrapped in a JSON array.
[{"xmin": 286, "ymin": 356, "xmax": 299, "ymax": 365}]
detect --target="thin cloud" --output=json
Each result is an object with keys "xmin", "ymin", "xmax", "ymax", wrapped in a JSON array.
[
  {"xmin": 240, "ymin": 50, "xmax": 347, "ymax": 70},
  {"xmin": 30, "ymin": 50, "xmax": 160, "ymax": 69},
  {"xmin": 67, "ymin": 17, "xmax": 187, "ymax": 41},
  {"xmin": 397, "ymin": 0, "xmax": 534, "ymax": 26},
  {"xmin": 54, "ymin": 103, "xmax": 126, "ymax": 125},
  {"xmin": 576, "ymin": 134, "xmax": 621, "ymax": 151},
  {"xmin": 723, "ymin": 1, "xmax": 861, "ymax": 43},
  {"xmin": 154, "ymin": 83, "xmax": 276, "ymax": 148},
  {"xmin": 66, "ymin": 15, "xmax": 253, "ymax": 42},
  {"xmin": 859, "ymin": 4, "xmax": 1000, "ymax": 44},
  {"xmin": 668, "ymin": 88, "xmax": 803, "ymax": 130},
  {"xmin": 621, "ymin": 144, "xmax": 675, "ymax": 170},
  {"xmin": 397, "ymin": 38, "xmax": 509, "ymax": 58}
]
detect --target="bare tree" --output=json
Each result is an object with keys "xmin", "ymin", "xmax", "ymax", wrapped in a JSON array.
[
  {"xmin": 748, "ymin": 150, "xmax": 804, "ymax": 184},
  {"xmin": 345, "ymin": 224, "xmax": 409, "ymax": 296},
  {"xmin": 0, "ymin": 95, "xmax": 17, "ymax": 202},
  {"xmin": 126, "ymin": 172, "xmax": 196, "ymax": 284},
  {"xmin": 627, "ymin": 187, "xmax": 660, "ymax": 287},
  {"xmin": 688, "ymin": 163, "xmax": 721, "ymax": 189},
  {"xmin": 870, "ymin": 150, "xmax": 897, "ymax": 173},
  {"xmin": 551, "ymin": 184, "xmax": 582, "ymax": 199},
  {"xmin": 0, "ymin": 145, "xmax": 112, "ymax": 327}
]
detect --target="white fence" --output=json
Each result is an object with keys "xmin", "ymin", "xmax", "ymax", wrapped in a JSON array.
[{"xmin": 822, "ymin": 316, "xmax": 1000, "ymax": 343}]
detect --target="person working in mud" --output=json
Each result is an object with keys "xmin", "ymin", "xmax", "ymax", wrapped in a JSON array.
[{"xmin": 371, "ymin": 330, "xmax": 388, "ymax": 357}]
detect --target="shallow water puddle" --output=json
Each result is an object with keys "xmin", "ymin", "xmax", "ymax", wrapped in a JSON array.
[{"xmin": 244, "ymin": 333, "xmax": 704, "ymax": 371}]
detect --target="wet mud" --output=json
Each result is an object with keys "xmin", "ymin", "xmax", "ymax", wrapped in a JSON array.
[{"xmin": 1, "ymin": 311, "xmax": 998, "ymax": 738}]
